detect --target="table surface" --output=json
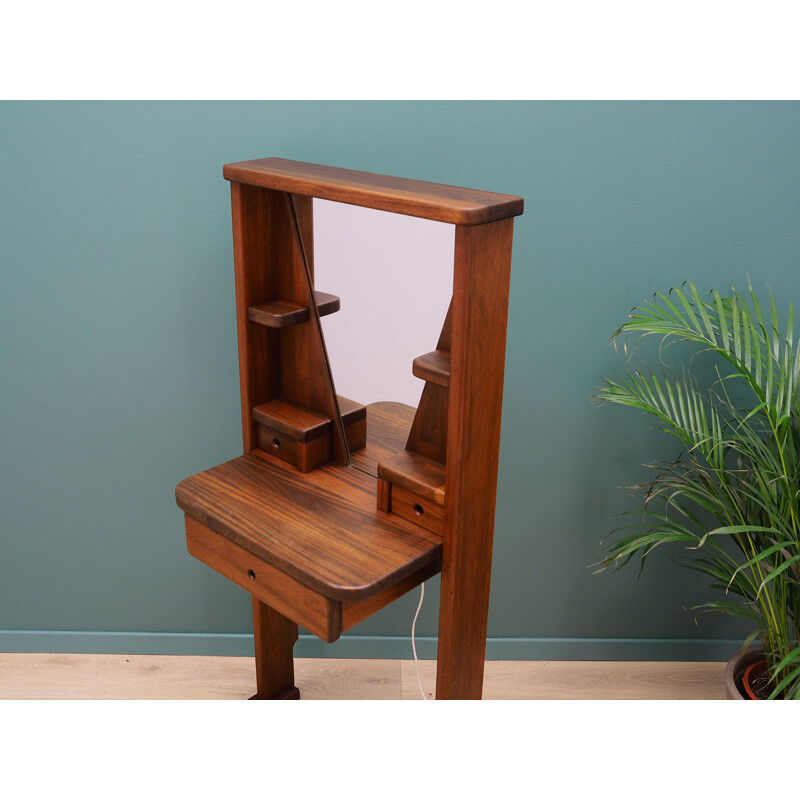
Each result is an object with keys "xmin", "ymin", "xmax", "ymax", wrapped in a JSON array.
[{"xmin": 175, "ymin": 402, "xmax": 442, "ymax": 601}]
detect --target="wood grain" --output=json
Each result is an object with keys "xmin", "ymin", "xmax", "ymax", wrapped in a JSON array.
[
  {"xmin": 402, "ymin": 660, "xmax": 728, "ymax": 701},
  {"xmin": 337, "ymin": 395, "xmax": 367, "ymax": 452},
  {"xmin": 252, "ymin": 398, "xmax": 333, "ymax": 442},
  {"xmin": 391, "ymin": 485, "xmax": 444, "ymax": 535},
  {"xmin": 378, "ymin": 451, "xmax": 446, "ymax": 505},
  {"xmin": 229, "ymin": 183, "xmax": 343, "ymax": 465},
  {"xmin": 183, "ymin": 161, "xmax": 524, "ymax": 701},
  {"xmin": 277, "ymin": 194, "xmax": 343, "ymax": 462},
  {"xmin": 436, "ymin": 218, "xmax": 515, "ymax": 700},
  {"xmin": 254, "ymin": 427, "xmax": 333, "ymax": 474},
  {"xmin": 223, "ymin": 158, "xmax": 524, "ymax": 225},
  {"xmin": 404, "ymin": 383, "xmax": 449, "ymax": 465},
  {"xmin": 252, "ymin": 598, "xmax": 300, "ymax": 699},
  {"xmin": 376, "ymin": 478, "xmax": 392, "ymax": 512},
  {"xmin": 436, "ymin": 299, "xmax": 453, "ymax": 352},
  {"xmin": 230, "ymin": 182, "xmax": 281, "ymax": 452},
  {"xmin": 185, "ymin": 515, "xmax": 342, "ymax": 642},
  {"xmin": 176, "ymin": 453, "xmax": 442, "ymax": 601},
  {"xmin": 404, "ymin": 303, "xmax": 451, "ymax": 465},
  {"xmin": 0, "ymin": 655, "xmax": 726, "ymax": 700},
  {"xmin": 348, "ymin": 401, "xmax": 416, "ymax": 477},
  {"xmin": 412, "ymin": 350, "xmax": 451, "ymax": 387},
  {"xmin": 336, "ymin": 395, "xmax": 367, "ymax": 425},
  {"xmin": 340, "ymin": 558, "xmax": 442, "ymax": 631},
  {"xmin": 247, "ymin": 290, "xmax": 340, "ymax": 329},
  {"xmin": 252, "ymin": 396, "xmax": 364, "ymax": 471},
  {"xmin": 343, "ymin": 418, "xmax": 367, "ymax": 453}
]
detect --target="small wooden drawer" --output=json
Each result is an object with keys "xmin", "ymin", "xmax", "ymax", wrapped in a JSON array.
[
  {"xmin": 255, "ymin": 422, "xmax": 332, "ymax": 473},
  {"xmin": 390, "ymin": 486, "xmax": 444, "ymax": 535},
  {"xmin": 252, "ymin": 396, "xmax": 367, "ymax": 472},
  {"xmin": 184, "ymin": 515, "xmax": 342, "ymax": 642},
  {"xmin": 252, "ymin": 398, "xmax": 334, "ymax": 473}
]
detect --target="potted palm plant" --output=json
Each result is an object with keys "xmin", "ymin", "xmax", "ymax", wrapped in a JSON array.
[{"xmin": 595, "ymin": 282, "xmax": 800, "ymax": 699}]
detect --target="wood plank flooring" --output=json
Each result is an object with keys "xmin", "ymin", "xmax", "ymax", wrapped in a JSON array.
[{"xmin": 0, "ymin": 654, "xmax": 727, "ymax": 699}]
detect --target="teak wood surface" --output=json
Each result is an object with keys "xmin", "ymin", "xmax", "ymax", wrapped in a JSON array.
[
  {"xmin": 223, "ymin": 158, "xmax": 524, "ymax": 225},
  {"xmin": 247, "ymin": 290, "xmax": 340, "ymax": 329},
  {"xmin": 411, "ymin": 350, "xmax": 451, "ymax": 388},
  {"xmin": 176, "ymin": 449, "xmax": 442, "ymax": 602},
  {"xmin": 348, "ymin": 401, "xmax": 415, "ymax": 477},
  {"xmin": 230, "ymin": 185, "xmax": 344, "ymax": 463},
  {"xmin": 177, "ymin": 159, "xmax": 522, "ymax": 699},
  {"xmin": 436, "ymin": 218, "xmax": 515, "ymax": 699},
  {"xmin": 251, "ymin": 599, "xmax": 300, "ymax": 700}
]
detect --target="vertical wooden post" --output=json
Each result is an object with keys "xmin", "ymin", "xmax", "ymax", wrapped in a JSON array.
[
  {"xmin": 436, "ymin": 218, "xmax": 515, "ymax": 699},
  {"xmin": 230, "ymin": 182, "xmax": 279, "ymax": 453},
  {"xmin": 229, "ymin": 185, "xmax": 340, "ymax": 456},
  {"xmin": 251, "ymin": 598, "xmax": 300, "ymax": 700}
]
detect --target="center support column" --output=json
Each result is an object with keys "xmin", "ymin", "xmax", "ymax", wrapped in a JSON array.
[{"xmin": 250, "ymin": 597, "xmax": 300, "ymax": 700}]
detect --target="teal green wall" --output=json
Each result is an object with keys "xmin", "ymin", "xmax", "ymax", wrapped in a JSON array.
[{"xmin": 2, "ymin": 101, "xmax": 799, "ymax": 660}]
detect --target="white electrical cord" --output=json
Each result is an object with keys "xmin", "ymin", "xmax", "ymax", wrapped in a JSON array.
[{"xmin": 411, "ymin": 582, "xmax": 428, "ymax": 700}]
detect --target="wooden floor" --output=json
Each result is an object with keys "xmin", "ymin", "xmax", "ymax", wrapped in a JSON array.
[{"xmin": 0, "ymin": 654, "xmax": 727, "ymax": 699}]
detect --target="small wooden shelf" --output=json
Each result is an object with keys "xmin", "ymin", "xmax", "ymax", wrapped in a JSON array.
[
  {"xmin": 378, "ymin": 451, "xmax": 446, "ymax": 506},
  {"xmin": 412, "ymin": 350, "xmax": 451, "ymax": 388},
  {"xmin": 247, "ymin": 291, "xmax": 340, "ymax": 329}
]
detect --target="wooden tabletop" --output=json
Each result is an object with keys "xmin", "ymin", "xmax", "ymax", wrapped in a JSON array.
[
  {"xmin": 222, "ymin": 158, "xmax": 524, "ymax": 225},
  {"xmin": 175, "ymin": 451, "xmax": 442, "ymax": 601},
  {"xmin": 348, "ymin": 401, "xmax": 415, "ymax": 478}
]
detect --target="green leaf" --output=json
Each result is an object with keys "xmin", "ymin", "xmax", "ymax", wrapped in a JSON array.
[
  {"xmin": 727, "ymin": 541, "xmax": 795, "ymax": 590},
  {"xmin": 756, "ymin": 554, "xmax": 800, "ymax": 598},
  {"xmin": 692, "ymin": 600, "xmax": 758, "ymax": 621},
  {"xmin": 768, "ymin": 662, "xmax": 800, "ymax": 700},
  {"xmin": 714, "ymin": 290, "xmax": 731, "ymax": 353}
]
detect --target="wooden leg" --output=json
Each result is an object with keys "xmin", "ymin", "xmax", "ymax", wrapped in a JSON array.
[
  {"xmin": 434, "ymin": 558, "xmax": 490, "ymax": 699},
  {"xmin": 435, "ymin": 219, "xmax": 515, "ymax": 700},
  {"xmin": 250, "ymin": 597, "xmax": 300, "ymax": 700}
]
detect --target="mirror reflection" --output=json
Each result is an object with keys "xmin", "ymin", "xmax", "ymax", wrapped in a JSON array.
[{"xmin": 312, "ymin": 199, "xmax": 454, "ymax": 477}]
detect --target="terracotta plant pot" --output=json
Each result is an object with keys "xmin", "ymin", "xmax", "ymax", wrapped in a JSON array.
[{"xmin": 724, "ymin": 646, "xmax": 767, "ymax": 700}]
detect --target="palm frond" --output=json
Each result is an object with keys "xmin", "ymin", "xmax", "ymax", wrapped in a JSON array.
[{"xmin": 595, "ymin": 282, "xmax": 800, "ymax": 698}]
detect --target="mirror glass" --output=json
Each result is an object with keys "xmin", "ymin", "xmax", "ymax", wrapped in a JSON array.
[{"xmin": 312, "ymin": 199, "xmax": 454, "ymax": 477}]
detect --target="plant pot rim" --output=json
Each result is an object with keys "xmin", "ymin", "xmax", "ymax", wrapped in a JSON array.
[{"xmin": 724, "ymin": 645, "xmax": 765, "ymax": 700}]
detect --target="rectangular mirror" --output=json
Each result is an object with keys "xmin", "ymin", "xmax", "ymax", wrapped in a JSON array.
[{"xmin": 312, "ymin": 199, "xmax": 455, "ymax": 477}]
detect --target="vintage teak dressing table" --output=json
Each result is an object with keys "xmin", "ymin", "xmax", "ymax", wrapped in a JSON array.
[{"xmin": 175, "ymin": 158, "xmax": 523, "ymax": 699}]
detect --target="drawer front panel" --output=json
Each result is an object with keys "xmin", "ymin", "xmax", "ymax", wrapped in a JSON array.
[
  {"xmin": 391, "ymin": 486, "xmax": 444, "ymax": 535},
  {"xmin": 184, "ymin": 515, "xmax": 341, "ymax": 642}
]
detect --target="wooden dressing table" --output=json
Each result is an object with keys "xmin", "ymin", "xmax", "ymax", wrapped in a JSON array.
[{"xmin": 175, "ymin": 158, "xmax": 523, "ymax": 699}]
